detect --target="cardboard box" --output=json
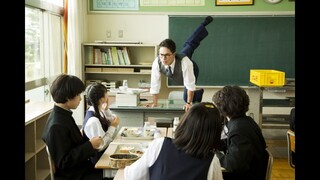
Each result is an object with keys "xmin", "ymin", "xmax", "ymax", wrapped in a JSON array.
[
  {"xmin": 116, "ymin": 93, "xmax": 140, "ymax": 106},
  {"xmin": 250, "ymin": 69, "xmax": 285, "ymax": 87}
]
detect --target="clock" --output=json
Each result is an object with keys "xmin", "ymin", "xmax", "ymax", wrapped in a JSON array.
[{"xmin": 264, "ymin": 0, "xmax": 282, "ymax": 4}]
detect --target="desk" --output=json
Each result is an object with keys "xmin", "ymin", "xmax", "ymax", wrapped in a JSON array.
[
  {"xmin": 109, "ymin": 99, "xmax": 186, "ymax": 128},
  {"xmin": 95, "ymin": 126, "xmax": 168, "ymax": 178},
  {"xmin": 113, "ymin": 127, "xmax": 226, "ymax": 180}
]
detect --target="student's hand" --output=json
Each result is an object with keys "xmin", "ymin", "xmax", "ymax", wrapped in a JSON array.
[
  {"xmin": 90, "ymin": 136, "xmax": 103, "ymax": 149},
  {"xmin": 111, "ymin": 115, "xmax": 120, "ymax": 127},
  {"xmin": 145, "ymin": 103, "xmax": 157, "ymax": 107},
  {"xmin": 102, "ymin": 102, "xmax": 109, "ymax": 110}
]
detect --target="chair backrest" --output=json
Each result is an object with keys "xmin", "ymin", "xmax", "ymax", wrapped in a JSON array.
[
  {"xmin": 168, "ymin": 91, "xmax": 184, "ymax": 100},
  {"xmin": 265, "ymin": 148, "xmax": 273, "ymax": 180},
  {"xmin": 45, "ymin": 145, "xmax": 55, "ymax": 180},
  {"xmin": 286, "ymin": 129, "xmax": 295, "ymax": 168}
]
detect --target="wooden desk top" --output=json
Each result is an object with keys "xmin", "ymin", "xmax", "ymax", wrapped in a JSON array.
[{"xmin": 95, "ymin": 126, "xmax": 167, "ymax": 169}]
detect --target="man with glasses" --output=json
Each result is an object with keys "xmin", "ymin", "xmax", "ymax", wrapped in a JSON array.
[{"xmin": 146, "ymin": 16, "xmax": 213, "ymax": 111}]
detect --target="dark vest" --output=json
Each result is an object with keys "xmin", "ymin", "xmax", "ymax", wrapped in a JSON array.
[
  {"xmin": 149, "ymin": 137, "xmax": 213, "ymax": 180},
  {"xmin": 158, "ymin": 54, "xmax": 185, "ymax": 85}
]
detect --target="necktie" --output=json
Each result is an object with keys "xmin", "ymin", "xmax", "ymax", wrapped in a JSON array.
[{"xmin": 166, "ymin": 66, "xmax": 173, "ymax": 79}]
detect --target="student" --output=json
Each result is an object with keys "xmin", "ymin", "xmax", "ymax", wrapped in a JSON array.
[
  {"xmin": 212, "ymin": 85, "xmax": 268, "ymax": 180},
  {"xmin": 146, "ymin": 16, "xmax": 213, "ymax": 111},
  {"xmin": 289, "ymin": 107, "xmax": 295, "ymax": 165},
  {"xmin": 124, "ymin": 102, "xmax": 223, "ymax": 180},
  {"xmin": 83, "ymin": 82, "xmax": 120, "ymax": 165},
  {"xmin": 42, "ymin": 74, "xmax": 104, "ymax": 180}
]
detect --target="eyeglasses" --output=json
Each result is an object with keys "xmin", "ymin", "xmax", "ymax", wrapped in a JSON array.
[{"xmin": 159, "ymin": 53, "xmax": 173, "ymax": 58}]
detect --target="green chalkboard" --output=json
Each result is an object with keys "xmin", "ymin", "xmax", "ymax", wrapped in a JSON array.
[{"xmin": 169, "ymin": 16, "xmax": 295, "ymax": 86}]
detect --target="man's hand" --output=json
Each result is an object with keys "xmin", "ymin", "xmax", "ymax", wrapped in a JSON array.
[
  {"xmin": 145, "ymin": 103, "xmax": 157, "ymax": 107},
  {"xmin": 183, "ymin": 103, "xmax": 192, "ymax": 112}
]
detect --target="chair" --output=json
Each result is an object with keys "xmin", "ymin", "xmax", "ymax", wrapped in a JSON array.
[
  {"xmin": 286, "ymin": 129, "xmax": 295, "ymax": 168},
  {"xmin": 46, "ymin": 145, "xmax": 56, "ymax": 180},
  {"xmin": 168, "ymin": 91, "xmax": 184, "ymax": 100},
  {"xmin": 265, "ymin": 148, "xmax": 274, "ymax": 180}
]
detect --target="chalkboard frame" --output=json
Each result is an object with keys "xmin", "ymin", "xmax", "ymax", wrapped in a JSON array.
[{"xmin": 167, "ymin": 15, "xmax": 295, "ymax": 87}]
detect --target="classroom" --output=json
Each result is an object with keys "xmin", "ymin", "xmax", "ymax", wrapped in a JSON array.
[{"xmin": 25, "ymin": 0, "xmax": 295, "ymax": 179}]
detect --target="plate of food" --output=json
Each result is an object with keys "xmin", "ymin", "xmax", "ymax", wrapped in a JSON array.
[
  {"xmin": 120, "ymin": 127, "xmax": 154, "ymax": 140},
  {"xmin": 117, "ymin": 145, "xmax": 135, "ymax": 153},
  {"xmin": 129, "ymin": 148, "xmax": 145, "ymax": 157}
]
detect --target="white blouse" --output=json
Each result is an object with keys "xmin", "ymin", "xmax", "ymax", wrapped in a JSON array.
[
  {"xmin": 83, "ymin": 106, "xmax": 117, "ymax": 151},
  {"xmin": 124, "ymin": 137, "xmax": 223, "ymax": 180}
]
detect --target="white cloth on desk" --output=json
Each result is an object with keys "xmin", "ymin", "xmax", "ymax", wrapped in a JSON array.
[{"xmin": 124, "ymin": 137, "xmax": 223, "ymax": 180}]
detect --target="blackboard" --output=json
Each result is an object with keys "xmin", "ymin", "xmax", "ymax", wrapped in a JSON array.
[{"xmin": 169, "ymin": 16, "xmax": 295, "ymax": 86}]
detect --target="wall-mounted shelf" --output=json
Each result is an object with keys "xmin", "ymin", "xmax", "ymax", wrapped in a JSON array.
[{"xmin": 82, "ymin": 43, "xmax": 157, "ymax": 88}]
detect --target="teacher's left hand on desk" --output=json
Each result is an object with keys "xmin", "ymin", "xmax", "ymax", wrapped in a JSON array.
[
  {"xmin": 183, "ymin": 103, "xmax": 192, "ymax": 112},
  {"xmin": 145, "ymin": 102, "xmax": 157, "ymax": 107}
]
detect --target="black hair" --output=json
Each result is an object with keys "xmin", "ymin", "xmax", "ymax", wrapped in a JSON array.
[
  {"xmin": 85, "ymin": 82, "xmax": 110, "ymax": 131},
  {"xmin": 173, "ymin": 102, "xmax": 222, "ymax": 159},
  {"xmin": 212, "ymin": 85, "xmax": 249, "ymax": 119},
  {"xmin": 50, "ymin": 74, "xmax": 85, "ymax": 103},
  {"xmin": 159, "ymin": 39, "xmax": 176, "ymax": 53}
]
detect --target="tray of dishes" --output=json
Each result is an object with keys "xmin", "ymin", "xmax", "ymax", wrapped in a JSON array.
[
  {"xmin": 114, "ymin": 144, "xmax": 146, "ymax": 157},
  {"xmin": 120, "ymin": 127, "xmax": 156, "ymax": 140}
]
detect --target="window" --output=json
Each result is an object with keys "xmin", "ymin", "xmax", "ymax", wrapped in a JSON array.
[{"xmin": 25, "ymin": 0, "xmax": 64, "ymax": 102}]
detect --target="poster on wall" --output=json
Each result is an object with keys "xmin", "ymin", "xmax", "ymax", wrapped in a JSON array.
[{"xmin": 92, "ymin": 0, "xmax": 139, "ymax": 11}]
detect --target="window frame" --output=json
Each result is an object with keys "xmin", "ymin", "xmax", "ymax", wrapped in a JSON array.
[{"xmin": 25, "ymin": 0, "xmax": 64, "ymax": 101}]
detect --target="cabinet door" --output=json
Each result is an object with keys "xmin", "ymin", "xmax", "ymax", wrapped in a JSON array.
[
  {"xmin": 144, "ymin": 111, "xmax": 184, "ymax": 128},
  {"xmin": 111, "ymin": 111, "xmax": 144, "ymax": 128}
]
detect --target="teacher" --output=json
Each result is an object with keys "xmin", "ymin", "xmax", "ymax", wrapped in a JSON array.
[{"xmin": 146, "ymin": 16, "xmax": 213, "ymax": 111}]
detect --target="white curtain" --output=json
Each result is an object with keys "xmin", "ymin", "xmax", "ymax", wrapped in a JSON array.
[
  {"xmin": 67, "ymin": 0, "xmax": 85, "ymax": 124},
  {"xmin": 67, "ymin": 0, "xmax": 83, "ymax": 78}
]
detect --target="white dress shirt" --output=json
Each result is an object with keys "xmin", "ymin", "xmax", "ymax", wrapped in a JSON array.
[
  {"xmin": 124, "ymin": 137, "xmax": 223, "ymax": 180},
  {"xmin": 150, "ymin": 56, "xmax": 196, "ymax": 94}
]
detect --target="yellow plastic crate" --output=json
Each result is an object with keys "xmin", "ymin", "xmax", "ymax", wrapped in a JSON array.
[{"xmin": 250, "ymin": 69, "xmax": 285, "ymax": 87}]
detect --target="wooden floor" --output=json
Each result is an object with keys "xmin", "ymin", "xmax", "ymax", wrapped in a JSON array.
[
  {"xmin": 263, "ymin": 128, "xmax": 295, "ymax": 180},
  {"xmin": 271, "ymin": 158, "xmax": 295, "ymax": 180}
]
